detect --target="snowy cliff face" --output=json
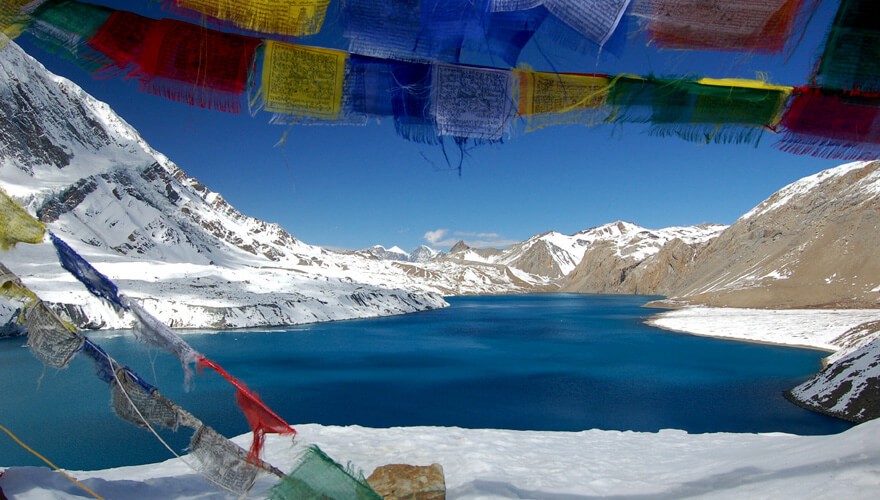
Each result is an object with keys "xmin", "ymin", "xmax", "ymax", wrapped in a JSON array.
[
  {"xmin": 666, "ymin": 161, "xmax": 880, "ymax": 309},
  {"xmin": 0, "ymin": 41, "xmax": 448, "ymax": 331}
]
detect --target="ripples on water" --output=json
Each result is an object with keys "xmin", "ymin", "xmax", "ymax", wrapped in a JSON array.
[{"xmin": 0, "ymin": 294, "xmax": 852, "ymax": 469}]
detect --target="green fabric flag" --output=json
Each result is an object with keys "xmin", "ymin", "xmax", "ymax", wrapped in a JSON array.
[
  {"xmin": 608, "ymin": 76, "xmax": 791, "ymax": 144},
  {"xmin": 813, "ymin": 0, "xmax": 880, "ymax": 92},
  {"xmin": 27, "ymin": 0, "xmax": 113, "ymax": 72},
  {"xmin": 269, "ymin": 446, "xmax": 381, "ymax": 500}
]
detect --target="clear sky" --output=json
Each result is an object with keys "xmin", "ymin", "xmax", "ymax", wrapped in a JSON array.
[{"xmin": 15, "ymin": 0, "xmax": 848, "ymax": 252}]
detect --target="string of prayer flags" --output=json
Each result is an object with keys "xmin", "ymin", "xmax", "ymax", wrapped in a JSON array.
[
  {"xmin": 50, "ymin": 233, "xmax": 126, "ymax": 312},
  {"xmin": 88, "ymin": 11, "xmax": 260, "ymax": 113},
  {"xmin": 169, "ymin": 0, "xmax": 331, "ymax": 38},
  {"xmin": 197, "ymin": 356, "xmax": 296, "ymax": 463},
  {"xmin": 43, "ymin": 229, "xmax": 296, "ymax": 462},
  {"xmin": 269, "ymin": 445, "xmax": 382, "ymax": 500},
  {"xmin": 517, "ymin": 70, "xmax": 611, "ymax": 130},
  {"xmin": 775, "ymin": 87, "xmax": 880, "ymax": 160},
  {"xmin": 432, "ymin": 63, "xmax": 514, "ymax": 141},
  {"xmin": 16, "ymin": 0, "xmax": 880, "ymax": 156},
  {"xmin": 811, "ymin": 0, "xmax": 880, "ymax": 93},
  {"xmin": 259, "ymin": 40, "xmax": 346, "ymax": 121},
  {"xmin": 631, "ymin": 0, "xmax": 808, "ymax": 54},
  {"xmin": 0, "ymin": 189, "xmax": 45, "ymax": 250},
  {"xmin": 0, "ymin": 262, "xmax": 290, "ymax": 496}
]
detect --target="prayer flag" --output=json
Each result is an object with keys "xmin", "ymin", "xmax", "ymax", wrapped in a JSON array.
[
  {"xmin": 126, "ymin": 296, "xmax": 200, "ymax": 386},
  {"xmin": 27, "ymin": 0, "xmax": 113, "ymax": 70},
  {"xmin": 471, "ymin": 8, "xmax": 548, "ymax": 66},
  {"xmin": 517, "ymin": 70, "xmax": 610, "ymax": 130},
  {"xmin": 269, "ymin": 446, "xmax": 381, "ymax": 500},
  {"xmin": 389, "ymin": 61, "xmax": 436, "ymax": 144},
  {"xmin": 609, "ymin": 76, "xmax": 792, "ymax": 145},
  {"xmin": 776, "ymin": 87, "xmax": 880, "ymax": 159},
  {"xmin": 0, "ymin": 262, "xmax": 38, "ymax": 306},
  {"xmin": 51, "ymin": 233, "xmax": 126, "ymax": 312},
  {"xmin": 432, "ymin": 64, "xmax": 514, "ymax": 141},
  {"xmin": 0, "ymin": 189, "xmax": 45, "ymax": 250},
  {"xmin": 0, "ymin": 0, "xmax": 30, "ymax": 44},
  {"xmin": 172, "ymin": 0, "xmax": 331, "ymax": 37},
  {"xmin": 544, "ymin": 0, "xmax": 631, "ymax": 46},
  {"xmin": 260, "ymin": 41, "xmax": 346, "ymax": 120},
  {"xmin": 198, "ymin": 356, "xmax": 296, "ymax": 463},
  {"xmin": 88, "ymin": 11, "xmax": 259, "ymax": 112},
  {"xmin": 111, "ymin": 367, "xmax": 180, "ymax": 431},
  {"xmin": 190, "ymin": 425, "xmax": 260, "ymax": 495},
  {"xmin": 812, "ymin": 0, "xmax": 880, "ymax": 92},
  {"xmin": 342, "ymin": 0, "xmax": 424, "ymax": 61},
  {"xmin": 25, "ymin": 300, "xmax": 84, "ymax": 370},
  {"xmin": 631, "ymin": 0, "xmax": 807, "ymax": 53}
]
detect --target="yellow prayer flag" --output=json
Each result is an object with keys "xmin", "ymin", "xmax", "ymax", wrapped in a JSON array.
[
  {"xmin": 518, "ymin": 70, "xmax": 610, "ymax": 116},
  {"xmin": 0, "ymin": 189, "xmax": 45, "ymax": 250},
  {"xmin": 0, "ymin": 0, "xmax": 31, "ymax": 46},
  {"xmin": 178, "ymin": 0, "xmax": 330, "ymax": 37},
  {"xmin": 261, "ymin": 41, "xmax": 346, "ymax": 120},
  {"xmin": 0, "ymin": 262, "xmax": 38, "ymax": 306}
]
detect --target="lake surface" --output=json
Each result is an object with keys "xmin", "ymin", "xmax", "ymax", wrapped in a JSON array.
[{"xmin": 0, "ymin": 294, "xmax": 852, "ymax": 470}]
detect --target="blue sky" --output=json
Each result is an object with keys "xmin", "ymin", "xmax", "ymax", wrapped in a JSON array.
[{"xmin": 16, "ymin": 0, "xmax": 847, "ymax": 252}]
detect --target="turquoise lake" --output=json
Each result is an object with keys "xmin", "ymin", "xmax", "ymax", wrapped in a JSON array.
[{"xmin": 0, "ymin": 294, "xmax": 852, "ymax": 470}]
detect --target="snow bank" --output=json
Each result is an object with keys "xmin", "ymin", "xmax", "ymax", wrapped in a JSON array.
[
  {"xmin": 647, "ymin": 307, "xmax": 880, "ymax": 351},
  {"xmin": 3, "ymin": 420, "xmax": 880, "ymax": 499}
]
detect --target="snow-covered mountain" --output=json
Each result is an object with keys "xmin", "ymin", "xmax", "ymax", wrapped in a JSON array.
[
  {"xmin": 357, "ymin": 244, "xmax": 442, "ymax": 263},
  {"xmin": 0, "ymin": 41, "xmax": 453, "ymax": 330}
]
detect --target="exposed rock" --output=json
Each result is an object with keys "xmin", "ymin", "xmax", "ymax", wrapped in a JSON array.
[
  {"xmin": 787, "ymin": 320, "xmax": 880, "ymax": 423},
  {"xmin": 448, "ymin": 240, "xmax": 470, "ymax": 254},
  {"xmin": 665, "ymin": 161, "xmax": 880, "ymax": 309},
  {"xmin": 367, "ymin": 463, "xmax": 446, "ymax": 500}
]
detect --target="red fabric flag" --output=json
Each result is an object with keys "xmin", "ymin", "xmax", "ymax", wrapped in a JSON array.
[
  {"xmin": 197, "ymin": 356, "xmax": 296, "ymax": 463},
  {"xmin": 633, "ymin": 0, "xmax": 808, "ymax": 53},
  {"xmin": 776, "ymin": 87, "xmax": 880, "ymax": 159},
  {"xmin": 88, "ymin": 12, "xmax": 259, "ymax": 112}
]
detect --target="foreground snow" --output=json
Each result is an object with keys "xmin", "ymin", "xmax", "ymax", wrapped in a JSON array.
[
  {"xmin": 647, "ymin": 307, "xmax": 880, "ymax": 352},
  {"xmin": 3, "ymin": 419, "xmax": 880, "ymax": 499}
]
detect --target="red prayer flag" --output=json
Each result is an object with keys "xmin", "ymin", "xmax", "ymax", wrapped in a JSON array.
[
  {"xmin": 197, "ymin": 356, "xmax": 296, "ymax": 463},
  {"xmin": 776, "ymin": 87, "xmax": 880, "ymax": 159},
  {"xmin": 87, "ymin": 12, "xmax": 260, "ymax": 112}
]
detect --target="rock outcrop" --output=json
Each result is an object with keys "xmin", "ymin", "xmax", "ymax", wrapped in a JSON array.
[{"xmin": 661, "ymin": 161, "xmax": 880, "ymax": 309}]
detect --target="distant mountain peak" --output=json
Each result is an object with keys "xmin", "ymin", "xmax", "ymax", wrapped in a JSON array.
[{"xmin": 449, "ymin": 240, "xmax": 470, "ymax": 253}]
